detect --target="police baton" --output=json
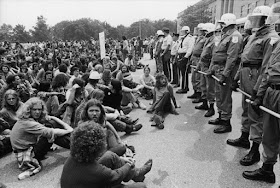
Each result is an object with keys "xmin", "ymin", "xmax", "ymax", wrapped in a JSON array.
[
  {"xmin": 237, "ymin": 88, "xmax": 280, "ymax": 119},
  {"xmin": 190, "ymin": 65, "xmax": 226, "ymax": 85}
]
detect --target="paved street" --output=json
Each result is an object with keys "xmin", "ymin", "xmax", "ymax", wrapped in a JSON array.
[{"xmin": 0, "ymin": 54, "xmax": 280, "ymax": 188}]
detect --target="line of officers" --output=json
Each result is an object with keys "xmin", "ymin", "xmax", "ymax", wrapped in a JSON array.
[{"xmin": 154, "ymin": 2, "xmax": 280, "ymax": 185}]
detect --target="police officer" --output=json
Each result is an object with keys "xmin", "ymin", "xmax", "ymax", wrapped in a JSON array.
[
  {"xmin": 227, "ymin": 6, "xmax": 279, "ymax": 167},
  {"xmin": 154, "ymin": 30, "xmax": 164, "ymax": 73},
  {"xmin": 170, "ymin": 33, "xmax": 180, "ymax": 87},
  {"xmin": 176, "ymin": 26, "xmax": 195, "ymax": 94},
  {"xmin": 188, "ymin": 24, "xmax": 207, "ymax": 103},
  {"xmin": 195, "ymin": 23, "xmax": 218, "ymax": 117},
  {"xmin": 161, "ymin": 27, "xmax": 173, "ymax": 81},
  {"xmin": 242, "ymin": 3, "xmax": 280, "ymax": 183},
  {"xmin": 208, "ymin": 13, "xmax": 243, "ymax": 133}
]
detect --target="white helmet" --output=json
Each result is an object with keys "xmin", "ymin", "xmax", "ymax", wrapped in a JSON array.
[
  {"xmin": 181, "ymin": 26, "xmax": 190, "ymax": 32},
  {"xmin": 248, "ymin": 6, "xmax": 271, "ymax": 28},
  {"xmin": 156, "ymin": 30, "xmax": 164, "ymax": 36},
  {"xmin": 266, "ymin": 2, "xmax": 280, "ymax": 25},
  {"xmin": 89, "ymin": 71, "xmax": 101, "ymax": 80},
  {"xmin": 218, "ymin": 13, "xmax": 237, "ymax": 27},
  {"xmin": 203, "ymin": 23, "xmax": 216, "ymax": 33},
  {"xmin": 197, "ymin": 23, "xmax": 205, "ymax": 30}
]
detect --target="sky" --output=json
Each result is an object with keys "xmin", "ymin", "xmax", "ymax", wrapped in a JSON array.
[{"xmin": 0, "ymin": 0, "xmax": 199, "ymax": 30}]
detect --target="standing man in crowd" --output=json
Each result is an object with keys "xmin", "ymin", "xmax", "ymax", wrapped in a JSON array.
[
  {"xmin": 176, "ymin": 26, "xmax": 195, "ymax": 94},
  {"xmin": 161, "ymin": 27, "xmax": 173, "ymax": 81},
  {"xmin": 170, "ymin": 33, "xmax": 180, "ymax": 87},
  {"xmin": 227, "ymin": 6, "xmax": 279, "ymax": 167},
  {"xmin": 188, "ymin": 23, "xmax": 207, "ymax": 103},
  {"xmin": 155, "ymin": 30, "xmax": 164, "ymax": 74},
  {"xmin": 208, "ymin": 13, "xmax": 243, "ymax": 133}
]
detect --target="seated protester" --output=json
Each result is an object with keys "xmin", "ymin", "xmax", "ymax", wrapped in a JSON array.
[
  {"xmin": 59, "ymin": 78, "xmax": 88, "ymax": 127},
  {"xmin": 18, "ymin": 72, "xmax": 34, "ymax": 97},
  {"xmin": 30, "ymin": 62, "xmax": 40, "ymax": 86},
  {"xmin": 0, "ymin": 74, "xmax": 31, "ymax": 104},
  {"xmin": 111, "ymin": 56, "xmax": 123, "ymax": 78},
  {"xmin": 0, "ymin": 117, "xmax": 13, "ymax": 158},
  {"xmin": 94, "ymin": 63, "xmax": 104, "ymax": 74},
  {"xmin": 54, "ymin": 63, "xmax": 69, "ymax": 77},
  {"xmin": 85, "ymin": 71, "xmax": 101, "ymax": 94},
  {"xmin": 36, "ymin": 60, "xmax": 54, "ymax": 83},
  {"xmin": 0, "ymin": 89, "xmax": 23, "ymax": 129},
  {"xmin": 19, "ymin": 61, "xmax": 33, "ymax": 85},
  {"xmin": 10, "ymin": 97, "xmax": 73, "ymax": 180},
  {"xmin": 61, "ymin": 122, "xmax": 152, "ymax": 188},
  {"xmin": 67, "ymin": 66, "xmax": 80, "ymax": 89},
  {"xmin": 139, "ymin": 66, "xmax": 155, "ymax": 100},
  {"xmin": 44, "ymin": 74, "xmax": 69, "ymax": 116},
  {"xmin": 147, "ymin": 73, "xmax": 180, "ymax": 129},
  {"xmin": 89, "ymin": 89, "xmax": 142, "ymax": 134},
  {"xmin": 0, "ymin": 63, "xmax": 13, "ymax": 82},
  {"xmin": 124, "ymin": 54, "xmax": 134, "ymax": 71},
  {"xmin": 103, "ymin": 56, "xmax": 113, "ymax": 71},
  {"xmin": 79, "ymin": 99, "xmax": 126, "ymax": 156},
  {"xmin": 34, "ymin": 70, "xmax": 54, "ymax": 93},
  {"xmin": 116, "ymin": 65, "xmax": 146, "ymax": 110}
]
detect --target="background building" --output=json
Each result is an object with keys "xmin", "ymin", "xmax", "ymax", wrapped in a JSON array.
[{"xmin": 177, "ymin": 0, "xmax": 280, "ymax": 32}]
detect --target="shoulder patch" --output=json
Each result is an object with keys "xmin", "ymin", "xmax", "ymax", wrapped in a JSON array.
[
  {"xmin": 232, "ymin": 36, "xmax": 238, "ymax": 43},
  {"xmin": 270, "ymin": 37, "xmax": 279, "ymax": 45}
]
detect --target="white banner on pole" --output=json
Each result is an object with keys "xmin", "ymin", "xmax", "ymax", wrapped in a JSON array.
[{"xmin": 99, "ymin": 32, "xmax": 106, "ymax": 59}]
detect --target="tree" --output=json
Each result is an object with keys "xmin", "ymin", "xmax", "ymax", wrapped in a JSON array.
[
  {"xmin": 0, "ymin": 24, "xmax": 13, "ymax": 41},
  {"xmin": 30, "ymin": 15, "xmax": 51, "ymax": 42},
  {"xmin": 180, "ymin": 0, "xmax": 212, "ymax": 33},
  {"xmin": 13, "ymin": 24, "xmax": 31, "ymax": 43}
]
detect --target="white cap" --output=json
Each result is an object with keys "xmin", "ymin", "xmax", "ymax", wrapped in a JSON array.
[
  {"xmin": 89, "ymin": 71, "xmax": 101, "ymax": 79},
  {"xmin": 218, "ymin": 13, "xmax": 237, "ymax": 27},
  {"xmin": 156, "ymin": 30, "xmax": 164, "ymax": 36},
  {"xmin": 181, "ymin": 26, "xmax": 190, "ymax": 32}
]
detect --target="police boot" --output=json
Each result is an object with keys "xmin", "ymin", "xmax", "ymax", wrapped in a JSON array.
[
  {"xmin": 187, "ymin": 91, "xmax": 200, "ymax": 99},
  {"xmin": 195, "ymin": 99, "xmax": 209, "ymax": 110},
  {"xmin": 242, "ymin": 164, "xmax": 275, "ymax": 183},
  {"xmin": 213, "ymin": 119, "xmax": 232, "ymax": 134},
  {"xmin": 226, "ymin": 131, "xmax": 250, "ymax": 149},
  {"xmin": 208, "ymin": 112, "xmax": 222, "ymax": 125},
  {"xmin": 204, "ymin": 103, "xmax": 215, "ymax": 117},
  {"xmin": 192, "ymin": 96, "xmax": 203, "ymax": 103},
  {"xmin": 240, "ymin": 142, "xmax": 260, "ymax": 166}
]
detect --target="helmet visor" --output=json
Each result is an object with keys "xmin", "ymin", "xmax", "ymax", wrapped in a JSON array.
[{"xmin": 248, "ymin": 15, "xmax": 266, "ymax": 28}]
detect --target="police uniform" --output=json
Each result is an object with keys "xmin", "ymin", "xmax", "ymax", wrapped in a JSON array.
[
  {"xmin": 190, "ymin": 35, "xmax": 206, "ymax": 96},
  {"xmin": 227, "ymin": 25, "xmax": 279, "ymax": 160},
  {"xmin": 209, "ymin": 27, "xmax": 243, "ymax": 133},
  {"xmin": 170, "ymin": 39, "xmax": 180, "ymax": 85},
  {"xmin": 161, "ymin": 34, "xmax": 173, "ymax": 80},
  {"xmin": 196, "ymin": 33, "xmax": 219, "ymax": 116},
  {"xmin": 176, "ymin": 34, "xmax": 195, "ymax": 93}
]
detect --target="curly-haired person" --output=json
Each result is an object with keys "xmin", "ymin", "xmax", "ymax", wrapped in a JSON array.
[
  {"xmin": 61, "ymin": 121, "xmax": 152, "ymax": 188},
  {"xmin": 147, "ymin": 73, "xmax": 180, "ymax": 129},
  {"xmin": 10, "ymin": 97, "xmax": 73, "ymax": 180}
]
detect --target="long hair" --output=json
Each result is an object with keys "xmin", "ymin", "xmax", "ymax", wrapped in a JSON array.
[
  {"xmin": 70, "ymin": 121, "xmax": 106, "ymax": 163},
  {"xmin": 80, "ymin": 99, "xmax": 106, "ymax": 125},
  {"xmin": 17, "ymin": 97, "xmax": 48, "ymax": 120},
  {"xmin": 2, "ymin": 89, "xmax": 21, "ymax": 112},
  {"xmin": 155, "ymin": 73, "xmax": 168, "ymax": 89}
]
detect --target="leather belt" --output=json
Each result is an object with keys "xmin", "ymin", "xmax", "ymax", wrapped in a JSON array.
[
  {"xmin": 269, "ymin": 83, "xmax": 280, "ymax": 90},
  {"xmin": 242, "ymin": 64, "xmax": 260, "ymax": 68}
]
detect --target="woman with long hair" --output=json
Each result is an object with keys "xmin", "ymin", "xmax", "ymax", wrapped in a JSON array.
[
  {"xmin": 147, "ymin": 73, "xmax": 180, "ymax": 129},
  {"xmin": 0, "ymin": 89, "xmax": 23, "ymax": 129},
  {"xmin": 79, "ymin": 99, "xmax": 127, "ymax": 156}
]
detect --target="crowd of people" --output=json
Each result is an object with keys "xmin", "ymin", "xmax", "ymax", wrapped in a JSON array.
[{"xmin": 1, "ymin": 2, "xmax": 280, "ymax": 187}]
